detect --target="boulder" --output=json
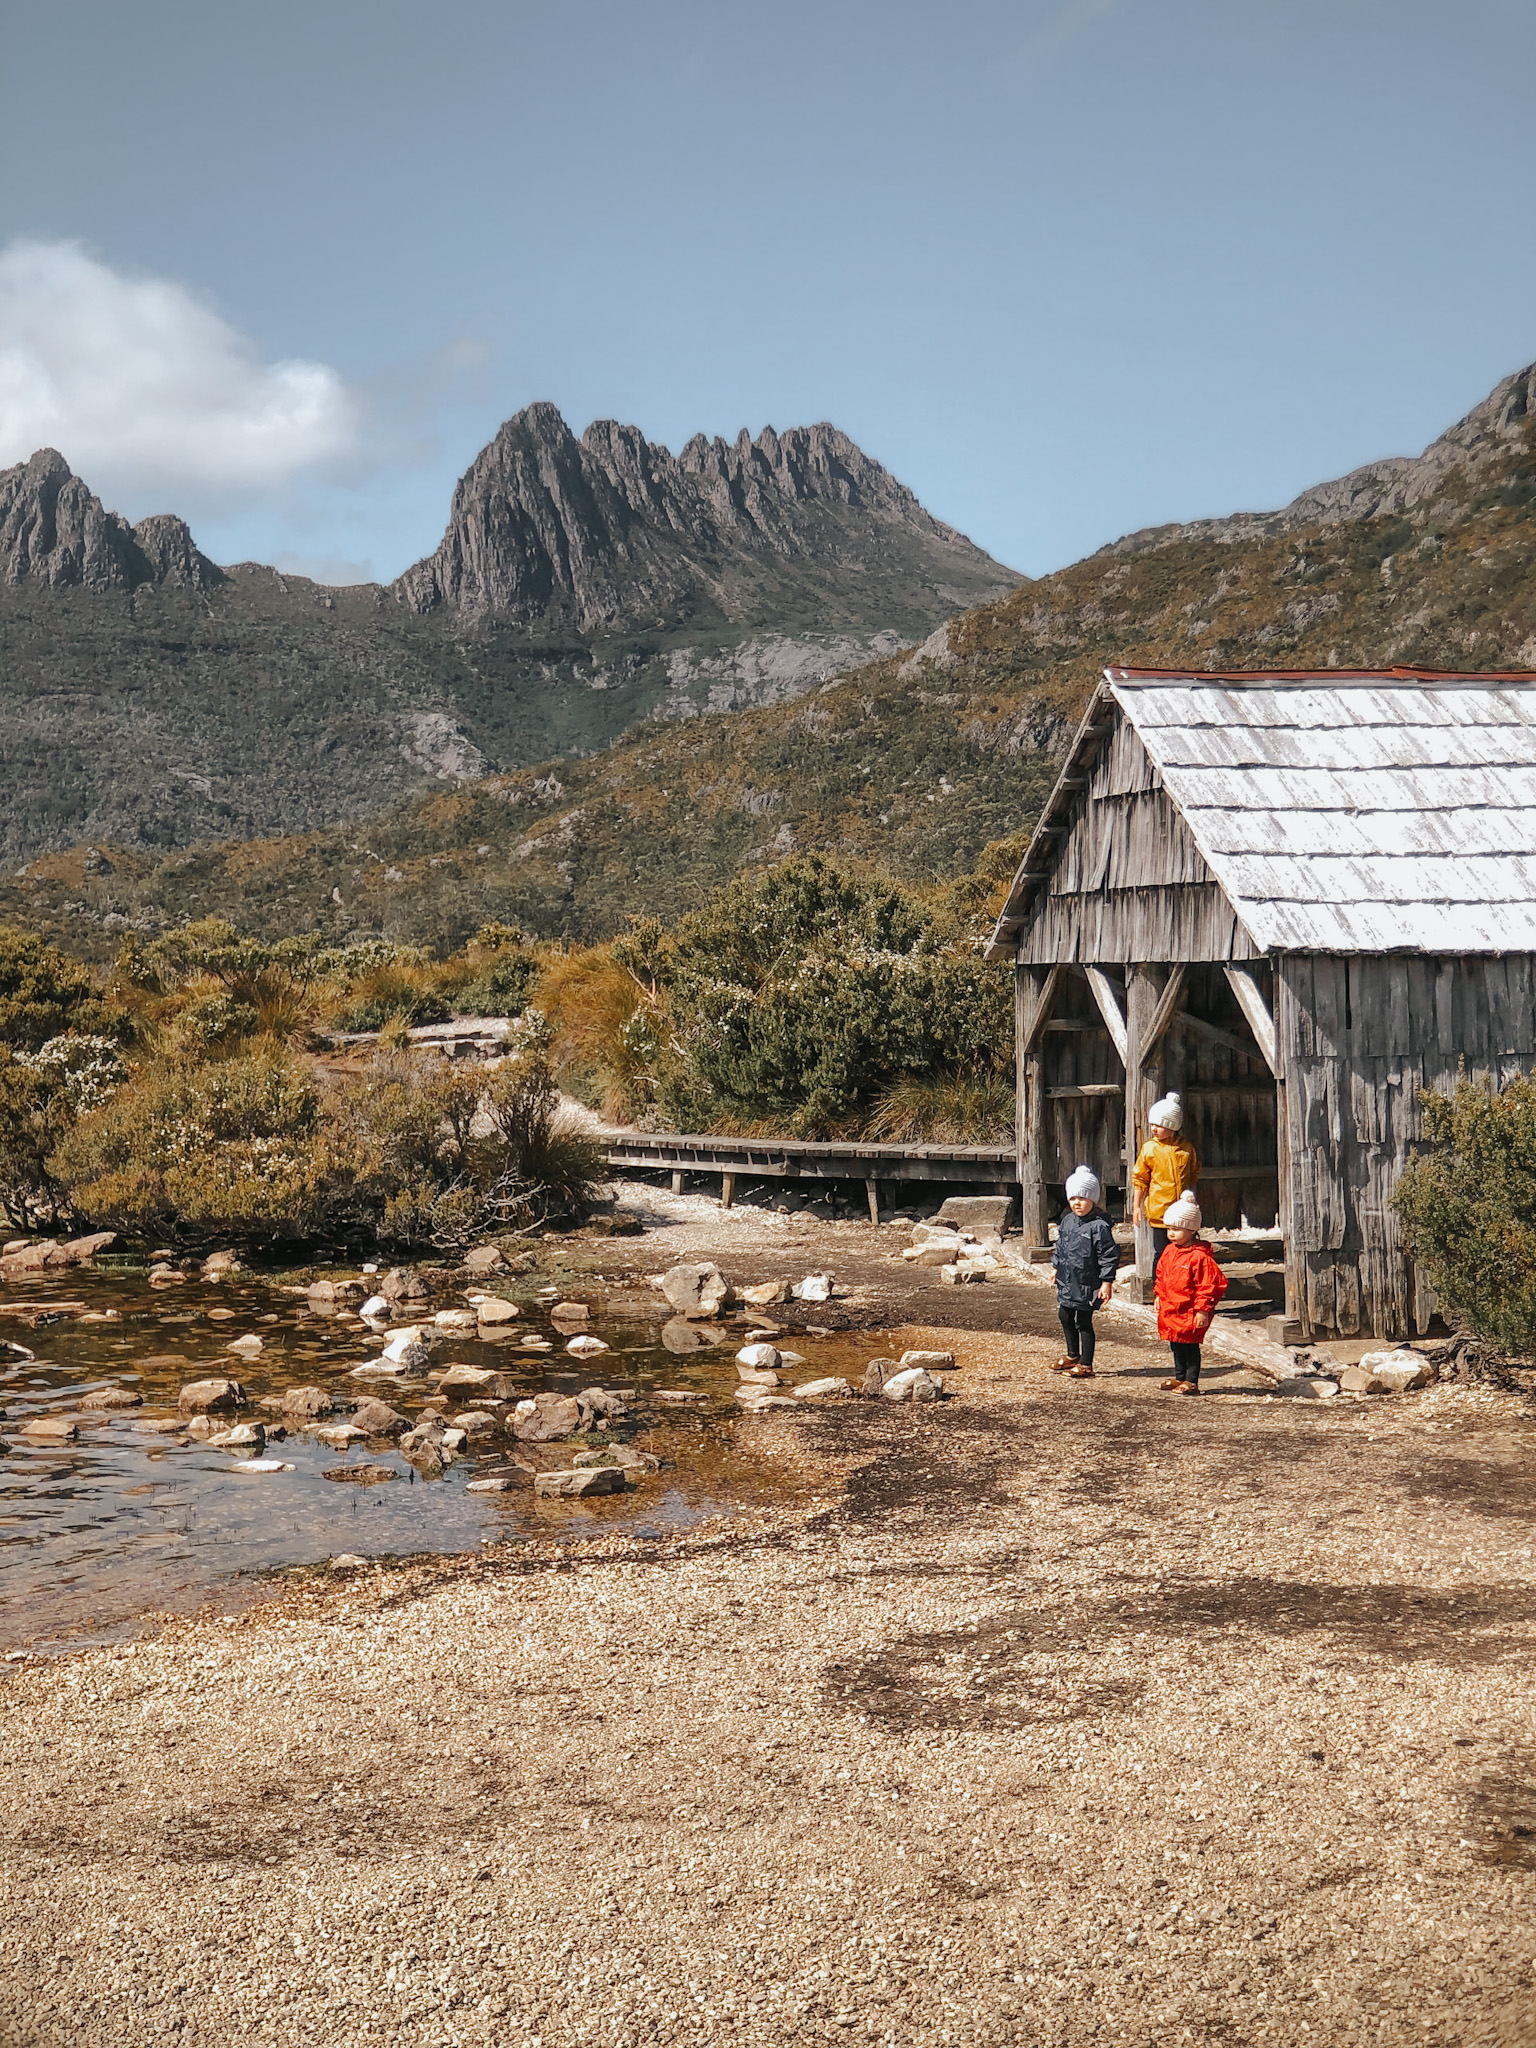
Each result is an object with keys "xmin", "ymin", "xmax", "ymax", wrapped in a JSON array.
[
  {"xmin": 349, "ymin": 1398, "xmax": 410, "ymax": 1439},
  {"xmin": 903, "ymin": 1240, "xmax": 964, "ymax": 1266},
  {"xmin": 512, "ymin": 1393, "xmax": 582, "ymax": 1442},
  {"xmin": 206, "ymin": 1422, "xmax": 266, "ymax": 1451},
  {"xmin": 912, "ymin": 1220, "xmax": 971, "ymax": 1248},
  {"xmin": 655, "ymin": 1389, "xmax": 708, "ymax": 1404},
  {"xmin": 359, "ymin": 1294, "xmax": 391, "ymax": 1321},
  {"xmin": 899, "ymin": 1350, "xmax": 957, "ymax": 1373},
  {"xmin": 450, "ymin": 1410, "xmax": 502, "ymax": 1439},
  {"xmin": 566, "ymin": 1334, "xmax": 609, "ymax": 1356},
  {"xmin": 793, "ymin": 1378, "xmax": 850, "ymax": 1399},
  {"xmin": 940, "ymin": 1263, "xmax": 987, "ymax": 1285},
  {"xmin": 738, "ymin": 1394, "xmax": 799, "ymax": 1411},
  {"xmin": 577, "ymin": 1387, "xmax": 628, "ymax": 1423},
  {"xmin": 307, "ymin": 1276, "xmax": 365, "ymax": 1306},
  {"xmin": 466, "ymin": 1475, "xmax": 522, "ymax": 1493},
  {"xmin": 436, "ymin": 1363, "xmax": 519, "ymax": 1400},
  {"xmin": 535, "ymin": 1465, "xmax": 627, "ymax": 1498},
  {"xmin": 475, "ymin": 1296, "xmax": 519, "ymax": 1325},
  {"xmin": 148, "ymin": 1265, "xmax": 187, "ymax": 1285},
  {"xmin": 278, "ymin": 1386, "xmax": 335, "ymax": 1419},
  {"xmin": 741, "ymin": 1279, "xmax": 791, "ymax": 1307},
  {"xmin": 795, "ymin": 1273, "xmax": 835, "ymax": 1303},
  {"xmin": 463, "ymin": 1245, "xmax": 507, "ymax": 1274},
  {"xmin": 736, "ymin": 1366, "xmax": 780, "ymax": 1387},
  {"xmin": 1278, "ymin": 1375, "xmax": 1339, "ymax": 1400},
  {"xmin": 201, "ymin": 1250, "xmax": 240, "ymax": 1279},
  {"xmin": 314, "ymin": 1422, "xmax": 366, "ymax": 1449},
  {"xmin": 660, "ymin": 1262, "xmax": 730, "ymax": 1319},
  {"xmin": 433, "ymin": 1309, "xmax": 478, "ymax": 1332},
  {"xmin": 881, "ymin": 1367, "xmax": 943, "ymax": 1404},
  {"xmin": 1338, "ymin": 1365, "xmax": 1385, "ymax": 1395},
  {"xmin": 18, "ymin": 1415, "xmax": 78, "ymax": 1441},
  {"xmin": 550, "ymin": 1300, "xmax": 590, "ymax": 1322},
  {"xmin": 933, "ymin": 1195, "xmax": 1014, "ymax": 1239},
  {"xmin": 178, "ymin": 1378, "xmax": 244, "ymax": 1416},
  {"xmin": 380, "ymin": 1266, "xmax": 432, "ymax": 1305},
  {"xmin": 1357, "ymin": 1347, "xmax": 1432, "ymax": 1392},
  {"xmin": 862, "ymin": 1357, "xmax": 899, "ymax": 1396},
  {"xmin": 380, "ymin": 1337, "xmax": 431, "ymax": 1376},
  {"xmin": 79, "ymin": 1385, "xmax": 143, "ymax": 1411},
  {"xmin": 226, "ymin": 1333, "xmax": 264, "ymax": 1355},
  {"xmin": 322, "ymin": 1464, "xmax": 398, "ymax": 1485},
  {"xmin": 736, "ymin": 1342, "xmax": 781, "ymax": 1372}
]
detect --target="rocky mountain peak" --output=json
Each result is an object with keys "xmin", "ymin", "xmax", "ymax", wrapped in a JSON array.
[
  {"xmin": 0, "ymin": 449, "xmax": 220, "ymax": 593},
  {"xmin": 394, "ymin": 404, "xmax": 1012, "ymax": 628}
]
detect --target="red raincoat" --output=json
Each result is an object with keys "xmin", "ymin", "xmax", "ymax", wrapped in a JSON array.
[{"xmin": 1154, "ymin": 1238, "xmax": 1228, "ymax": 1343}]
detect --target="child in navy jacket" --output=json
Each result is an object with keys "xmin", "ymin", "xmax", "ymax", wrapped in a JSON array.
[{"xmin": 1051, "ymin": 1165, "xmax": 1120, "ymax": 1379}]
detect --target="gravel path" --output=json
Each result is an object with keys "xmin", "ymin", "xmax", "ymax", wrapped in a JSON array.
[{"xmin": 2, "ymin": 1301, "xmax": 1534, "ymax": 2048}]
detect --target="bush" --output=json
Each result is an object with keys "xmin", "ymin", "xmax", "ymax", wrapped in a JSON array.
[
  {"xmin": 1394, "ymin": 1073, "xmax": 1536, "ymax": 1355},
  {"xmin": 0, "ymin": 926, "xmax": 114, "ymax": 1050}
]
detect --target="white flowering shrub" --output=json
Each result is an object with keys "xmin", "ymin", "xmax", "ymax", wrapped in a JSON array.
[{"xmin": 16, "ymin": 1034, "xmax": 129, "ymax": 1116}]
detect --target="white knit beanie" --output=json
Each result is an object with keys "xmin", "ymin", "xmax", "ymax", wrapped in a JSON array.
[
  {"xmin": 1163, "ymin": 1195, "xmax": 1202, "ymax": 1231},
  {"xmin": 1149, "ymin": 1092, "xmax": 1183, "ymax": 1131},
  {"xmin": 1065, "ymin": 1165, "xmax": 1101, "ymax": 1204}
]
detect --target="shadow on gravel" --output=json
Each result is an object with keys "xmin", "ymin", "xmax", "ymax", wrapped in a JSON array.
[
  {"xmin": 1471, "ymin": 1749, "xmax": 1536, "ymax": 1870},
  {"xmin": 833, "ymin": 1577, "xmax": 1531, "ymax": 1734}
]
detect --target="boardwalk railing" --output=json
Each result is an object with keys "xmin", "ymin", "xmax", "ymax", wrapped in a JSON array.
[{"xmin": 596, "ymin": 1130, "xmax": 1017, "ymax": 1224}]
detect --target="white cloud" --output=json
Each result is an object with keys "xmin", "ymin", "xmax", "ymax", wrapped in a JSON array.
[{"xmin": 0, "ymin": 239, "xmax": 358, "ymax": 497}]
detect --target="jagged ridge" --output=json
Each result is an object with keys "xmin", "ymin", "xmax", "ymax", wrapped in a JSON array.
[{"xmin": 0, "ymin": 449, "xmax": 221, "ymax": 593}]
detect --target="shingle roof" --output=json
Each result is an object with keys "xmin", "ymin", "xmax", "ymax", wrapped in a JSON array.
[{"xmin": 990, "ymin": 667, "xmax": 1536, "ymax": 957}]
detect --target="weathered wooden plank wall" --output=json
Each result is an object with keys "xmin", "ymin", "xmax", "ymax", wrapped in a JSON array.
[
  {"xmin": 1016, "ymin": 714, "xmax": 1261, "ymax": 966},
  {"xmin": 1279, "ymin": 953, "xmax": 1536, "ymax": 1339}
]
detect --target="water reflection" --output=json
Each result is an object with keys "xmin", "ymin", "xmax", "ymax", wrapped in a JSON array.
[{"xmin": 0, "ymin": 1263, "xmax": 874, "ymax": 1654}]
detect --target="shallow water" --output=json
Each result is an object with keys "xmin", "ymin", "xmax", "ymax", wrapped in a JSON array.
[{"xmin": 0, "ymin": 1264, "xmax": 877, "ymax": 1654}]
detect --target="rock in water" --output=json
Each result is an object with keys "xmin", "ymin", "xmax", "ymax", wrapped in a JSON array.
[
  {"xmin": 278, "ymin": 1386, "xmax": 335, "ymax": 1418},
  {"xmin": 735, "ymin": 1342, "xmax": 781, "ymax": 1372},
  {"xmin": 349, "ymin": 1398, "xmax": 410, "ymax": 1439},
  {"xmin": 660, "ymin": 1262, "xmax": 730, "ymax": 1318},
  {"xmin": 79, "ymin": 1385, "xmax": 143, "ymax": 1411},
  {"xmin": 177, "ymin": 1378, "xmax": 244, "ymax": 1416},
  {"xmin": 534, "ymin": 1466, "xmax": 627, "ymax": 1498},
  {"xmin": 323, "ymin": 1464, "xmax": 398, "ymax": 1485}
]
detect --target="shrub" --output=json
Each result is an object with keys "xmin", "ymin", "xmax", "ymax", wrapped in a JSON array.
[
  {"xmin": 1394, "ymin": 1073, "xmax": 1536, "ymax": 1355},
  {"xmin": 0, "ymin": 926, "xmax": 114, "ymax": 1050}
]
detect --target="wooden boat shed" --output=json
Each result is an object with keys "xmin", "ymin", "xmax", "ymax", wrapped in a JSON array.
[{"xmin": 985, "ymin": 666, "xmax": 1536, "ymax": 1340}]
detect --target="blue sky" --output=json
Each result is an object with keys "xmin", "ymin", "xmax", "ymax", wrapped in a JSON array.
[{"xmin": 2, "ymin": 0, "xmax": 1534, "ymax": 585}]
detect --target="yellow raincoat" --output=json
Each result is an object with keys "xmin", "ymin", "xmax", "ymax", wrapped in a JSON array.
[{"xmin": 1131, "ymin": 1133, "xmax": 1200, "ymax": 1223}]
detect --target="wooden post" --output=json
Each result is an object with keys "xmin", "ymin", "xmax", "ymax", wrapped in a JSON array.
[
  {"xmin": 1017, "ymin": 961, "xmax": 1065, "ymax": 1250},
  {"xmin": 720, "ymin": 1172, "xmax": 735, "ymax": 1210},
  {"xmin": 865, "ymin": 1178, "xmax": 881, "ymax": 1226},
  {"xmin": 670, "ymin": 1170, "xmax": 684, "ymax": 1195},
  {"xmin": 1124, "ymin": 963, "xmax": 1185, "ymax": 1302}
]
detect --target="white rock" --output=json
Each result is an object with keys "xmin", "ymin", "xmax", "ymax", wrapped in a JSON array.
[
  {"xmin": 1358, "ymin": 1347, "xmax": 1431, "ymax": 1392},
  {"xmin": 735, "ymin": 1342, "xmax": 781, "ymax": 1371},
  {"xmin": 795, "ymin": 1273, "xmax": 835, "ymax": 1303},
  {"xmin": 940, "ymin": 1263, "xmax": 987, "ymax": 1285},
  {"xmin": 882, "ymin": 1367, "xmax": 943, "ymax": 1403},
  {"xmin": 226, "ymin": 1334, "xmax": 263, "ymax": 1355},
  {"xmin": 382, "ymin": 1325, "xmax": 429, "ymax": 1360},
  {"xmin": 741, "ymin": 1279, "xmax": 790, "ymax": 1306},
  {"xmin": 899, "ymin": 1350, "xmax": 956, "ymax": 1372},
  {"xmin": 360, "ymin": 1294, "xmax": 391, "ymax": 1321},
  {"xmin": 514, "ymin": 1398, "xmax": 537, "ymax": 1417},
  {"xmin": 476, "ymin": 1297, "xmax": 520, "ymax": 1325},
  {"xmin": 233, "ymin": 1458, "xmax": 291, "ymax": 1473},
  {"xmin": 433, "ymin": 1309, "xmax": 478, "ymax": 1332},
  {"xmin": 902, "ymin": 1240, "xmax": 964, "ymax": 1265},
  {"xmin": 566, "ymin": 1334, "xmax": 609, "ymax": 1356},
  {"xmin": 792, "ymin": 1377, "xmax": 849, "ymax": 1398}
]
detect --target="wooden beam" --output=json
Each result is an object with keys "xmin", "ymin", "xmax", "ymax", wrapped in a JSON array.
[
  {"xmin": 720, "ymin": 1172, "xmax": 736, "ymax": 1210},
  {"xmin": 1084, "ymin": 967, "xmax": 1129, "ymax": 1065},
  {"xmin": 1172, "ymin": 1008, "xmax": 1260, "ymax": 1062},
  {"xmin": 1138, "ymin": 964, "xmax": 1189, "ymax": 1069},
  {"xmin": 865, "ymin": 1178, "xmax": 882, "ymax": 1227},
  {"xmin": 1017, "ymin": 963, "xmax": 1063, "ymax": 1248},
  {"xmin": 1124, "ymin": 965, "xmax": 1161, "ymax": 1302},
  {"xmin": 1046, "ymin": 1083, "xmax": 1125, "ymax": 1099},
  {"xmin": 1224, "ymin": 966, "xmax": 1279, "ymax": 1077}
]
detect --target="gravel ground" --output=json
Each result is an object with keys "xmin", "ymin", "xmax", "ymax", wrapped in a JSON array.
[{"xmin": 3, "ymin": 1238, "xmax": 1535, "ymax": 2048}]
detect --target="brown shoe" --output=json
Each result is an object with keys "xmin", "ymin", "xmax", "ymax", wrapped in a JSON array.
[
  {"xmin": 1175, "ymin": 1380, "xmax": 1200, "ymax": 1395},
  {"xmin": 1051, "ymin": 1356, "xmax": 1078, "ymax": 1373},
  {"xmin": 1159, "ymin": 1377, "xmax": 1182, "ymax": 1391},
  {"xmin": 1068, "ymin": 1363, "xmax": 1096, "ymax": 1378}
]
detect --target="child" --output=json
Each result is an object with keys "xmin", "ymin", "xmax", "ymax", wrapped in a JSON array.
[
  {"xmin": 1154, "ymin": 1195, "xmax": 1227, "ymax": 1395},
  {"xmin": 1051, "ymin": 1165, "xmax": 1119, "ymax": 1380},
  {"xmin": 1130, "ymin": 1092, "xmax": 1200, "ymax": 1275}
]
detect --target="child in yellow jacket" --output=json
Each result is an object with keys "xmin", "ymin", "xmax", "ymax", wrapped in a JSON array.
[{"xmin": 1131, "ymin": 1091, "xmax": 1200, "ymax": 1275}]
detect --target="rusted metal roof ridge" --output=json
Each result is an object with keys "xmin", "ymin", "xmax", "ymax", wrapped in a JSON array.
[{"xmin": 1108, "ymin": 665, "xmax": 1536, "ymax": 688}]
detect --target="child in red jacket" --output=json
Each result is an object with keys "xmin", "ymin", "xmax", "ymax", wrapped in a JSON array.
[{"xmin": 1154, "ymin": 1196, "xmax": 1227, "ymax": 1395}]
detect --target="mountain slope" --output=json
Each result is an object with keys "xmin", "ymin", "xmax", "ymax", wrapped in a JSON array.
[
  {"xmin": 10, "ymin": 358, "xmax": 1536, "ymax": 958},
  {"xmin": 0, "ymin": 409, "xmax": 1019, "ymax": 862}
]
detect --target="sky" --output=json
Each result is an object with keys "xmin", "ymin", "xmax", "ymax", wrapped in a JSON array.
[{"xmin": 2, "ymin": 0, "xmax": 1535, "ymax": 586}]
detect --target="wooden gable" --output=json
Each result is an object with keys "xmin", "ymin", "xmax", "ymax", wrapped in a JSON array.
[{"xmin": 1014, "ymin": 709, "xmax": 1261, "ymax": 965}]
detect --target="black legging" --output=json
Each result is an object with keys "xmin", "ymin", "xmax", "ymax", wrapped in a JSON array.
[
  {"xmin": 1059, "ymin": 1305, "xmax": 1097, "ymax": 1371},
  {"xmin": 1151, "ymin": 1225, "xmax": 1169, "ymax": 1273},
  {"xmin": 1170, "ymin": 1340, "xmax": 1201, "ymax": 1385}
]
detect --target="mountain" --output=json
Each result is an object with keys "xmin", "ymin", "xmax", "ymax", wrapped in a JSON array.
[
  {"xmin": 0, "ymin": 408, "xmax": 1020, "ymax": 862},
  {"xmin": 8, "ymin": 359, "xmax": 1536, "ymax": 960}
]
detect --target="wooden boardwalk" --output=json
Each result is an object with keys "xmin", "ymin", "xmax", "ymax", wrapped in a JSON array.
[{"xmin": 596, "ymin": 1130, "xmax": 1016, "ymax": 1222}]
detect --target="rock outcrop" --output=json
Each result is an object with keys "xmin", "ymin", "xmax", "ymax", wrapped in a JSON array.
[
  {"xmin": 0, "ymin": 449, "xmax": 221, "ymax": 592},
  {"xmin": 394, "ymin": 404, "xmax": 1016, "ymax": 629}
]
